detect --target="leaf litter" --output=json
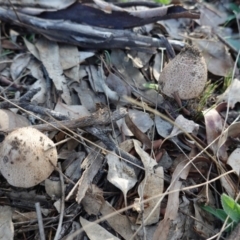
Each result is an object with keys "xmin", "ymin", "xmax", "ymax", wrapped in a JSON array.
[{"xmin": 0, "ymin": 0, "xmax": 240, "ymax": 239}]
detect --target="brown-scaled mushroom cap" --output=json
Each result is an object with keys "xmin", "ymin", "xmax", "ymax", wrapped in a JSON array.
[
  {"xmin": 159, "ymin": 45, "xmax": 207, "ymax": 100},
  {"xmin": 0, "ymin": 127, "xmax": 57, "ymax": 188}
]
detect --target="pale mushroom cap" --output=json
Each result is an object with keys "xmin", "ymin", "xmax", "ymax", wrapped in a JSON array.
[
  {"xmin": 159, "ymin": 45, "xmax": 208, "ymax": 100},
  {"xmin": 0, "ymin": 127, "xmax": 58, "ymax": 188}
]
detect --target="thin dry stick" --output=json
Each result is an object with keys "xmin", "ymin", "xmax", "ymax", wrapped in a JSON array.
[
  {"xmin": 174, "ymin": 140, "xmax": 219, "ymax": 195},
  {"xmin": 65, "ymin": 149, "xmax": 101, "ymax": 201},
  {"xmin": 206, "ymin": 163, "xmax": 213, "ymax": 205},
  {"xmin": 0, "ymin": 71, "xmax": 30, "ymax": 96},
  {"xmin": 1, "ymin": 95, "xmax": 231, "ymax": 238},
  {"xmin": 0, "ymin": 96, "xmax": 145, "ymax": 172},
  {"xmin": 123, "ymin": 96, "xmax": 218, "ymax": 162},
  {"xmin": 0, "ymin": 94, "xmax": 233, "ymax": 238},
  {"xmin": 215, "ymin": 50, "xmax": 240, "ymax": 240},
  {"xmin": 4, "ymin": 94, "xmax": 227, "ymax": 238},
  {"xmin": 122, "ymin": 97, "xmax": 239, "ymax": 239},
  {"xmin": 224, "ymin": 222, "xmax": 240, "ymax": 240},
  {"xmin": 217, "ymin": 49, "xmax": 240, "ymax": 162},
  {"xmin": 215, "ymin": 192, "xmax": 240, "ymax": 240},
  {"xmin": 124, "ymin": 96, "xmax": 240, "ymax": 189},
  {"xmin": 50, "ymin": 161, "xmax": 75, "ymax": 185},
  {"xmin": 7, "ymin": 0, "xmax": 21, "ymax": 22},
  {"xmin": 54, "ymin": 163, "xmax": 65, "ymax": 240},
  {"xmin": 66, "ymin": 170, "xmax": 235, "ymax": 240},
  {"xmin": 35, "ymin": 202, "xmax": 46, "ymax": 240},
  {"xmin": 3, "ymin": 107, "xmax": 124, "ymax": 133}
]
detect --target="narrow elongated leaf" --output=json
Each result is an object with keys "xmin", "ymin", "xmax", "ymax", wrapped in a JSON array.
[
  {"xmin": 201, "ymin": 205, "xmax": 228, "ymax": 222},
  {"xmin": 221, "ymin": 194, "xmax": 240, "ymax": 223}
]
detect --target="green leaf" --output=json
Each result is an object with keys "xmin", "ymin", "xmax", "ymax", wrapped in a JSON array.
[
  {"xmin": 201, "ymin": 205, "xmax": 236, "ymax": 232},
  {"xmin": 0, "ymin": 49, "xmax": 13, "ymax": 57},
  {"xmin": 142, "ymin": 83, "xmax": 158, "ymax": 90},
  {"xmin": 225, "ymin": 3, "xmax": 240, "ymax": 23},
  {"xmin": 201, "ymin": 205, "xmax": 228, "ymax": 222},
  {"xmin": 228, "ymin": 3, "xmax": 240, "ymax": 13},
  {"xmin": 154, "ymin": 0, "xmax": 171, "ymax": 5},
  {"xmin": 104, "ymin": 50, "xmax": 111, "ymax": 65},
  {"xmin": 221, "ymin": 194, "xmax": 240, "ymax": 223}
]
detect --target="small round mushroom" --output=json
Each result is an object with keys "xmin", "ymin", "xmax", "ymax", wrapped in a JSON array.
[
  {"xmin": 0, "ymin": 127, "xmax": 57, "ymax": 188},
  {"xmin": 159, "ymin": 45, "xmax": 207, "ymax": 100}
]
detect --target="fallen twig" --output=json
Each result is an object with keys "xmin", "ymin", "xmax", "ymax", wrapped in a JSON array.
[
  {"xmin": 54, "ymin": 163, "xmax": 65, "ymax": 240},
  {"xmin": 35, "ymin": 202, "xmax": 46, "ymax": 240},
  {"xmin": 3, "ymin": 107, "xmax": 128, "ymax": 133}
]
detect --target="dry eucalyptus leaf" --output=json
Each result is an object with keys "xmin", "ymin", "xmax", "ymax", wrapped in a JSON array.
[
  {"xmin": 125, "ymin": 114, "xmax": 152, "ymax": 148},
  {"xmin": 153, "ymin": 155, "xmax": 191, "ymax": 240},
  {"xmin": 59, "ymin": 44, "xmax": 80, "ymax": 82},
  {"xmin": 54, "ymin": 100, "xmax": 90, "ymax": 119},
  {"xmin": 74, "ymin": 79, "xmax": 106, "ymax": 112},
  {"xmin": 1, "ymin": 39, "xmax": 22, "ymax": 50},
  {"xmin": 64, "ymin": 153, "xmax": 84, "ymax": 178},
  {"xmin": 116, "ymin": 109, "xmax": 153, "ymax": 137},
  {"xmin": 203, "ymin": 108, "xmax": 228, "ymax": 161},
  {"xmin": 163, "ymin": 196, "xmax": 193, "ymax": 239},
  {"xmin": 10, "ymin": 53, "xmax": 31, "ymax": 81},
  {"xmin": 85, "ymin": 66, "xmax": 122, "ymax": 104},
  {"xmin": 216, "ymin": 107, "xmax": 240, "ymax": 159},
  {"xmin": 111, "ymin": 49, "xmax": 143, "ymax": 88},
  {"xmin": 134, "ymin": 89, "xmax": 165, "ymax": 107},
  {"xmin": 23, "ymin": 38, "xmax": 40, "ymax": 60},
  {"xmin": 160, "ymin": 19, "xmax": 190, "ymax": 40},
  {"xmin": 64, "ymin": 66, "xmax": 79, "ymax": 83},
  {"xmin": 59, "ymin": 44, "xmax": 79, "ymax": 70},
  {"xmin": 0, "ymin": 109, "xmax": 30, "ymax": 130},
  {"xmin": 127, "ymin": 50, "xmax": 152, "ymax": 68},
  {"xmin": 105, "ymin": 72, "xmax": 131, "ymax": 99},
  {"xmin": 86, "ymin": 65, "xmax": 105, "ymax": 93},
  {"xmin": 65, "ymin": 221, "xmax": 81, "ymax": 239},
  {"xmin": 35, "ymin": 37, "xmax": 72, "ymax": 105},
  {"xmin": 198, "ymin": 2, "xmax": 228, "ymax": 28},
  {"xmin": 111, "ymin": 50, "xmax": 164, "ymax": 105},
  {"xmin": 80, "ymin": 217, "xmax": 120, "ymax": 240},
  {"xmin": 0, "ymin": 127, "xmax": 58, "ymax": 188},
  {"xmin": 54, "ymin": 200, "xmax": 61, "ymax": 213},
  {"xmin": 225, "ymin": 122, "xmax": 240, "ymax": 139},
  {"xmin": 220, "ymin": 175, "xmax": 235, "ymax": 198},
  {"xmin": 155, "ymin": 115, "xmax": 173, "ymax": 138},
  {"xmin": 158, "ymin": 151, "xmax": 173, "ymax": 170},
  {"xmin": 227, "ymin": 148, "xmax": 240, "ymax": 176},
  {"xmin": 218, "ymin": 122, "xmax": 240, "ymax": 157},
  {"xmin": 79, "ymin": 51, "xmax": 95, "ymax": 63},
  {"xmin": 100, "ymin": 200, "xmax": 136, "ymax": 240},
  {"xmin": 45, "ymin": 179, "xmax": 62, "ymax": 199},
  {"xmin": 75, "ymin": 148, "xmax": 104, "ymax": 204},
  {"xmin": 133, "ymin": 140, "xmax": 164, "ymax": 225},
  {"xmin": 81, "ymin": 185, "xmax": 104, "ymax": 216},
  {"xmin": 193, "ymin": 202, "xmax": 217, "ymax": 238},
  {"xmin": 169, "ymin": 115, "xmax": 199, "ymax": 137},
  {"xmin": 192, "ymin": 38, "xmax": 234, "ymax": 77},
  {"xmin": 106, "ymin": 151, "xmax": 138, "ymax": 206},
  {"xmin": 82, "ymin": 185, "xmax": 135, "ymax": 240},
  {"xmin": 119, "ymin": 139, "xmax": 135, "ymax": 153},
  {"xmin": 28, "ymin": 58, "xmax": 47, "ymax": 104},
  {"xmin": 0, "ymin": 205, "xmax": 14, "ymax": 240},
  {"xmin": 218, "ymin": 78, "xmax": 240, "ymax": 108}
]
